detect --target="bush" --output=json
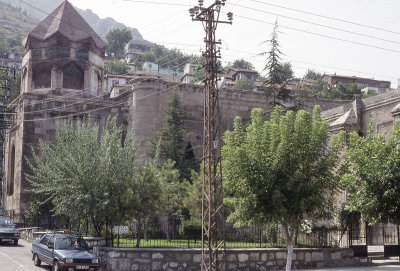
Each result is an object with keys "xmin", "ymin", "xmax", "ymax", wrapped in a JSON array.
[{"xmin": 179, "ymin": 220, "xmax": 202, "ymax": 239}]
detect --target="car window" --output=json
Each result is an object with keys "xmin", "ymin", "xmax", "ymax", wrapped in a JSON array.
[
  {"xmin": 55, "ymin": 236, "xmax": 88, "ymax": 250},
  {"xmin": 40, "ymin": 235, "xmax": 49, "ymax": 245},
  {"xmin": 0, "ymin": 218, "xmax": 14, "ymax": 227},
  {"xmin": 48, "ymin": 236, "xmax": 55, "ymax": 247}
]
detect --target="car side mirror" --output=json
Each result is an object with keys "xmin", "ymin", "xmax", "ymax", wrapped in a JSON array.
[
  {"xmin": 88, "ymin": 246, "xmax": 93, "ymax": 251},
  {"xmin": 47, "ymin": 243, "xmax": 54, "ymax": 249}
]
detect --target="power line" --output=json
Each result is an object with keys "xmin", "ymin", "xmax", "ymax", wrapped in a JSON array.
[
  {"xmin": 233, "ymin": 14, "xmax": 400, "ymax": 55},
  {"xmin": 248, "ymin": 0, "xmax": 400, "ymax": 36},
  {"xmin": 229, "ymin": 3, "xmax": 400, "ymax": 46}
]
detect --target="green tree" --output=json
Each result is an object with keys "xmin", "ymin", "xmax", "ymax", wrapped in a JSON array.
[
  {"xmin": 317, "ymin": 83, "xmax": 370, "ymax": 100},
  {"xmin": 105, "ymin": 61, "xmax": 127, "ymax": 75},
  {"xmin": 159, "ymin": 89, "xmax": 199, "ymax": 181},
  {"xmin": 227, "ymin": 58, "xmax": 255, "ymax": 70},
  {"xmin": 233, "ymin": 77, "xmax": 255, "ymax": 91},
  {"xmin": 124, "ymin": 159, "xmax": 163, "ymax": 247},
  {"xmin": 0, "ymin": 31, "xmax": 10, "ymax": 57},
  {"xmin": 191, "ymin": 64, "xmax": 205, "ymax": 84},
  {"xmin": 106, "ymin": 28, "xmax": 133, "ymax": 59},
  {"xmin": 260, "ymin": 21, "xmax": 291, "ymax": 105},
  {"xmin": 279, "ymin": 62, "xmax": 294, "ymax": 82},
  {"xmin": 26, "ymin": 117, "xmax": 139, "ymax": 236},
  {"xmin": 222, "ymin": 106, "xmax": 342, "ymax": 271},
  {"xmin": 303, "ymin": 69, "xmax": 323, "ymax": 80},
  {"xmin": 341, "ymin": 121, "xmax": 400, "ymax": 225}
]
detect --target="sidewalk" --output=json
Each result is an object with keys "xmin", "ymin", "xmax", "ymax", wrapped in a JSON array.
[{"xmin": 298, "ymin": 260, "xmax": 400, "ymax": 270}]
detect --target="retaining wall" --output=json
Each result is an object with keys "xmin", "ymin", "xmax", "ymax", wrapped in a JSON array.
[{"xmin": 98, "ymin": 247, "xmax": 370, "ymax": 271}]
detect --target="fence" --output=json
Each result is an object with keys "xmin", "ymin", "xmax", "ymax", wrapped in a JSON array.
[
  {"xmin": 111, "ymin": 222, "xmax": 348, "ymax": 249},
  {"xmin": 17, "ymin": 215, "xmax": 348, "ymax": 249}
]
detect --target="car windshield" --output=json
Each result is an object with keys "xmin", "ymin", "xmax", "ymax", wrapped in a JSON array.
[
  {"xmin": 0, "ymin": 219, "xmax": 14, "ymax": 227},
  {"xmin": 55, "ymin": 236, "xmax": 88, "ymax": 250}
]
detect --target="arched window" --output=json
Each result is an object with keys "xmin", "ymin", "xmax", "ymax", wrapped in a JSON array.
[
  {"xmin": 32, "ymin": 62, "xmax": 51, "ymax": 89},
  {"xmin": 63, "ymin": 61, "xmax": 84, "ymax": 90},
  {"xmin": 7, "ymin": 144, "xmax": 15, "ymax": 196}
]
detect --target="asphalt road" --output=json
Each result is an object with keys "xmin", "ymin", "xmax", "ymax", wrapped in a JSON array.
[{"xmin": 0, "ymin": 239, "xmax": 51, "ymax": 271}]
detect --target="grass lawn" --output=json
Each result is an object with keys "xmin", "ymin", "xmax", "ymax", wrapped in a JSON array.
[{"xmin": 113, "ymin": 238, "xmax": 287, "ymax": 248}]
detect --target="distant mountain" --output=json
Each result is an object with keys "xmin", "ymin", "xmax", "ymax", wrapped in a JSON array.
[
  {"xmin": 0, "ymin": 1, "xmax": 38, "ymax": 36},
  {"xmin": 0, "ymin": 0, "xmax": 144, "ymax": 40}
]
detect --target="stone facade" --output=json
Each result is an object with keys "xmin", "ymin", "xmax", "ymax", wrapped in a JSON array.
[{"xmin": 97, "ymin": 247, "xmax": 370, "ymax": 271}]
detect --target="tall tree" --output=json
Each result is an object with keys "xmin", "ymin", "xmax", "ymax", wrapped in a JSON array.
[
  {"xmin": 106, "ymin": 28, "xmax": 133, "ymax": 59},
  {"xmin": 222, "ymin": 106, "xmax": 342, "ymax": 271},
  {"xmin": 26, "ymin": 117, "xmax": 139, "ymax": 236},
  {"xmin": 341, "ymin": 122, "xmax": 400, "ymax": 225},
  {"xmin": 159, "ymin": 89, "xmax": 199, "ymax": 181},
  {"xmin": 260, "ymin": 21, "xmax": 291, "ymax": 105}
]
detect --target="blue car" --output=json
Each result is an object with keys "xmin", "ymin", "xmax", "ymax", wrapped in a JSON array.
[
  {"xmin": 0, "ymin": 216, "xmax": 20, "ymax": 245},
  {"xmin": 31, "ymin": 232, "xmax": 100, "ymax": 271}
]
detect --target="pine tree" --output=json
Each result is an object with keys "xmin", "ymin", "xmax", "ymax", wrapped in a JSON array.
[
  {"xmin": 159, "ymin": 89, "xmax": 199, "ymax": 181},
  {"xmin": 261, "ymin": 20, "xmax": 291, "ymax": 106}
]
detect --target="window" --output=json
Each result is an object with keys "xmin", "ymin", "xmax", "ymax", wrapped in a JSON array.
[
  {"xmin": 63, "ymin": 61, "xmax": 84, "ymax": 90},
  {"xmin": 32, "ymin": 62, "xmax": 51, "ymax": 89},
  {"xmin": 7, "ymin": 144, "xmax": 15, "ymax": 196},
  {"xmin": 40, "ymin": 235, "xmax": 49, "ymax": 245}
]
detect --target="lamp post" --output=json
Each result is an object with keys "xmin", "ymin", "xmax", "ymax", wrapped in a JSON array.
[{"xmin": 189, "ymin": 1, "xmax": 232, "ymax": 270}]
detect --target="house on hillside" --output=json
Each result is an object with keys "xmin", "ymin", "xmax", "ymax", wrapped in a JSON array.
[{"xmin": 321, "ymin": 74, "xmax": 391, "ymax": 93}]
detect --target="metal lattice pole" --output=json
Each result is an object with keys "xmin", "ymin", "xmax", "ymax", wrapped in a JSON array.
[{"xmin": 189, "ymin": 2, "xmax": 232, "ymax": 270}]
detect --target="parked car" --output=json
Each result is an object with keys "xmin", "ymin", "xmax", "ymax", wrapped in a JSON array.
[
  {"xmin": 32, "ymin": 232, "xmax": 100, "ymax": 271},
  {"xmin": 0, "ymin": 216, "xmax": 20, "ymax": 245}
]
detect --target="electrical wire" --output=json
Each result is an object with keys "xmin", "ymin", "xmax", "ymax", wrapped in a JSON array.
[
  {"xmin": 228, "ymin": 3, "xmax": 400, "ymax": 46},
  {"xmin": 233, "ymin": 14, "xmax": 400, "ymax": 55},
  {"xmin": 248, "ymin": 0, "xmax": 400, "ymax": 36}
]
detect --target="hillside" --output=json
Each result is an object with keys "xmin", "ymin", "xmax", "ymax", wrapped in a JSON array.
[
  {"xmin": 0, "ymin": 1, "xmax": 38, "ymax": 36},
  {"xmin": 0, "ymin": 0, "xmax": 143, "ymax": 41}
]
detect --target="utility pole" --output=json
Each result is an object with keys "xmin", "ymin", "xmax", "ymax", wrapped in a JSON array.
[
  {"xmin": 0, "ymin": 65, "xmax": 17, "ymax": 208},
  {"xmin": 189, "ymin": 1, "xmax": 232, "ymax": 270}
]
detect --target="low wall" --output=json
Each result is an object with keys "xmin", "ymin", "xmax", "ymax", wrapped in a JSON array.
[{"xmin": 98, "ymin": 247, "xmax": 370, "ymax": 271}]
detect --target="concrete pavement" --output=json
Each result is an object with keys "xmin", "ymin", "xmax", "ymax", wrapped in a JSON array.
[{"xmin": 0, "ymin": 239, "xmax": 50, "ymax": 271}]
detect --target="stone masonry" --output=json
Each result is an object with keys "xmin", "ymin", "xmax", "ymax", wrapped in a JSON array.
[{"xmin": 97, "ymin": 247, "xmax": 370, "ymax": 271}]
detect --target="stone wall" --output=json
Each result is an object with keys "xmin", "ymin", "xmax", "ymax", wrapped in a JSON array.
[{"xmin": 97, "ymin": 247, "xmax": 370, "ymax": 271}]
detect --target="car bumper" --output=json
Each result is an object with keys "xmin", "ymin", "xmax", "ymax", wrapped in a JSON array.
[{"xmin": 60, "ymin": 263, "xmax": 100, "ymax": 271}]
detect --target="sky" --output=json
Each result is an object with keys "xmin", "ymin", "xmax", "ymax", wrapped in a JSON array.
[{"xmin": 67, "ymin": 0, "xmax": 400, "ymax": 87}]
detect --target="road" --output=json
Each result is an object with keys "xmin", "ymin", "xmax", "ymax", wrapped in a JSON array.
[{"xmin": 0, "ymin": 239, "xmax": 51, "ymax": 271}]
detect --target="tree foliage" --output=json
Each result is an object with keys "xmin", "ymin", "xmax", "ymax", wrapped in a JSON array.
[
  {"xmin": 317, "ymin": 83, "xmax": 366, "ymax": 100},
  {"xmin": 233, "ymin": 78, "xmax": 255, "ymax": 91},
  {"xmin": 105, "ymin": 61, "xmax": 127, "ymax": 75},
  {"xmin": 159, "ymin": 89, "xmax": 199, "ymax": 181},
  {"xmin": 26, "ymin": 117, "xmax": 139, "ymax": 236},
  {"xmin": 303, "ymin": 69, "xmax": 323, "ymax": 80},
  {"xmin": 106, "ymin": 28, "xmax": 133, "ymax": 59},
  {"xmin": 132, "ymin": 44, "xmax": 202, "ymax": 73},
  {"xmin": 191, "ymin": 64, "xmax": 205, "ymax": 83},
  {"xmin": 260, "ymin": 21, "xmax": 291, "ymax": 105},
  {"xmin": 222, "ymin": 105, "xmax": 341, "ymax": 270},
  {"xmin": 341, "ymin": 122, "xmax": 400, "ymax": 225},
  {"xmin": 227, "ymin": 58, "xmax": 255, "ymax": 70}
]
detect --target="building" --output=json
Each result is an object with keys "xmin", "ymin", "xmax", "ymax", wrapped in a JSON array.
[
  {"xmin": 124, "ymin": 39, "xmax": 154, "ymax": 64},
  {"xmin": 321, "ymin": 74, "xmax": 391, "ymax": 92},
  {"xmin": 2, "ymin": 0, "xmax": 123, "ymax": 221}
]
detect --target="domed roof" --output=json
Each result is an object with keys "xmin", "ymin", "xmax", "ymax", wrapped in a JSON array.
[{"xmin": 27, "ymin": 0, "xmax": 106, "ymax": 50}]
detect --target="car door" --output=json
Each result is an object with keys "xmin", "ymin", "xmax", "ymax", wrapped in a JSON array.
[
  {"xmin": 36, "ymin": 235, "xmax": 49, "ymax": 263},
  {"xmin": 43, "ymin": 236, "xmax": 55, "ymax": 265}
]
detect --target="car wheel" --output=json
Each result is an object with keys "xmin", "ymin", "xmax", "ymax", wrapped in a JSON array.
[
  {"xmin": 33, "ymin": 254, "xmax": 41, "ymax": 266},
  {"xmin": 53, "ymin": 260, "xmax": 61, "ymax": 271},
  {"xmin": 13, "ymin": 239, "xmax": 18, "ymax": 246}
]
